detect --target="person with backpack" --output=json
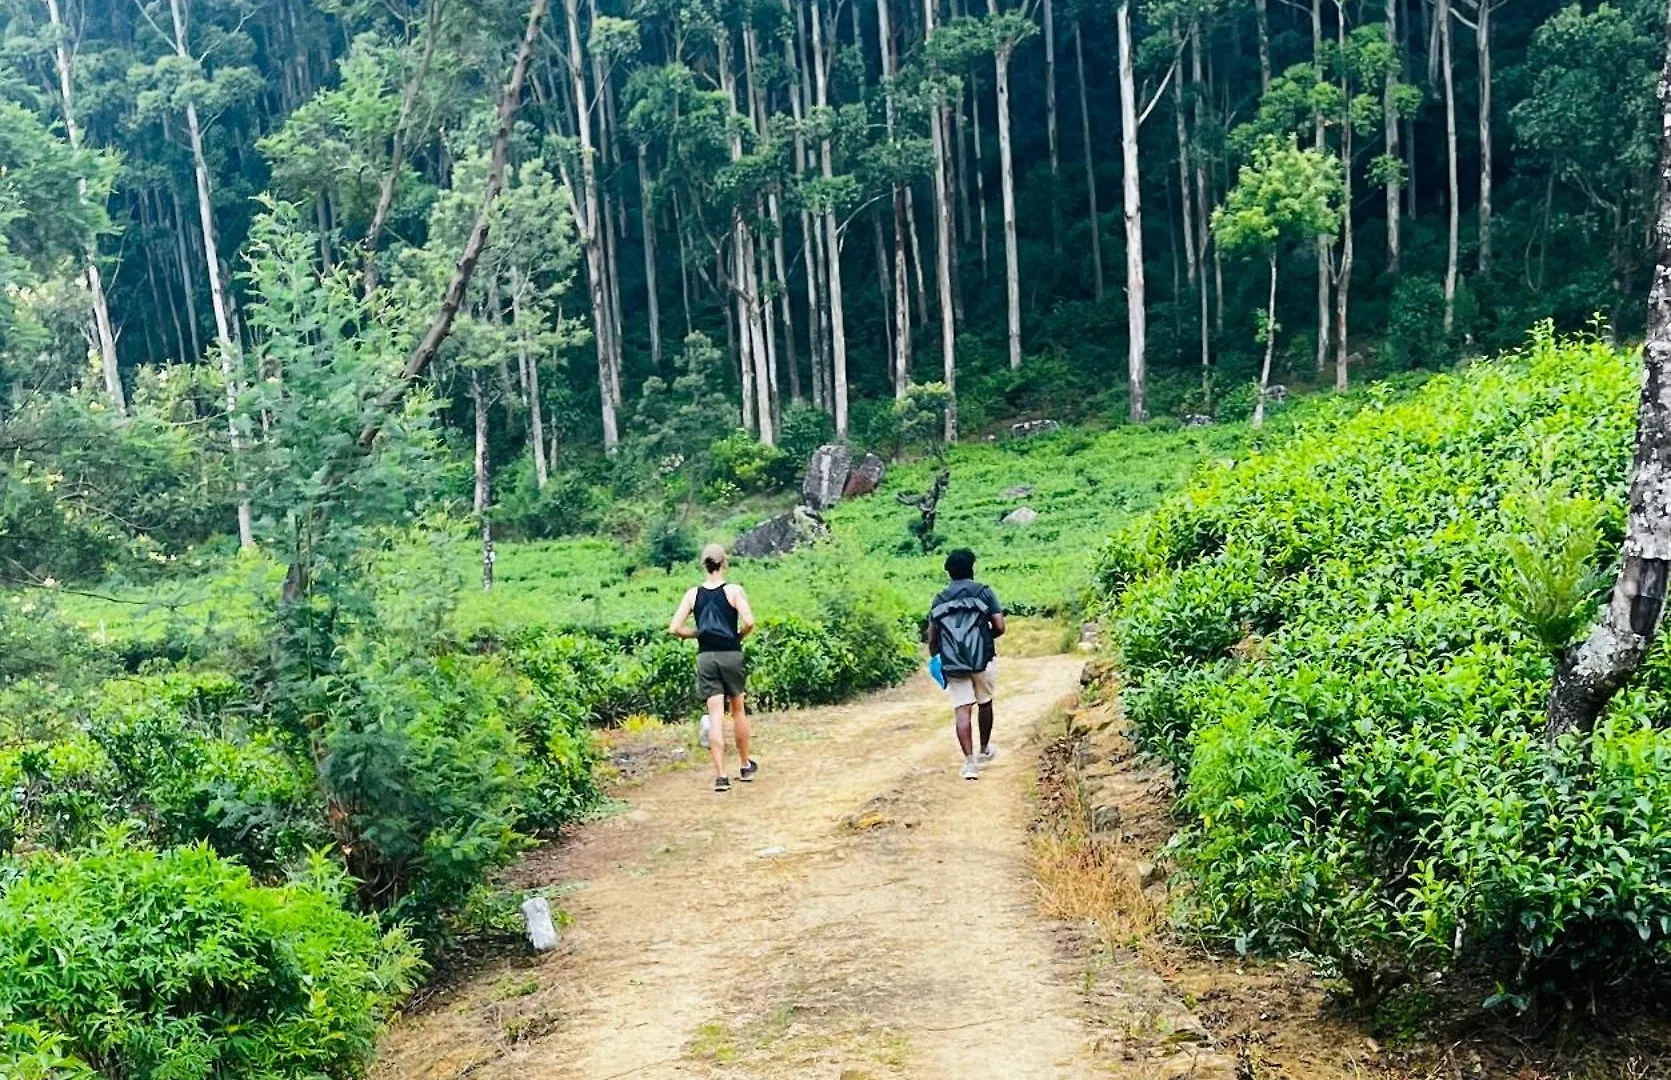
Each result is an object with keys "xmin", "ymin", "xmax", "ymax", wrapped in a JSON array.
[
  {"xmin": 668, "ymin": 544, "xmax": 758, "ymax": 792},
  {"xmin": 927, "ymin": 548, "xmax": 1006, "ymax": 780}
]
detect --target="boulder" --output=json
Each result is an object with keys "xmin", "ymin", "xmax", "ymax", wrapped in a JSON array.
[
  {"xmin": 1001, "ymin": 506, "xmax": 1038, "ymax": 527},
  {"xmin": 1265, "ymin": 383, "xmax": 1289, "ymax": 403},
  {"xmin": 802, "ymin": 444, "xmax": 853, "ymax": 510},
  {"xmin": 1010, "ymin": 418, "xmax": 1060, "ymax": 439},
  {"xmin": 842, "ymin": 453, "xmax": 886, "ymax": 498},
  {"xmin": 1182, "ymin": 413, "xmax": 1215, "ymax": 427},
  {"xmin": 1090, "ymin": 804, "xmax": 1123, "ymax": 834},
  {"xmin": 1002, "ymin": 484, "xmax": 1035, "ymax": 499},
  {"xmin": 731, "ymin": 506, "xmax": 828, "ymax": 559}
]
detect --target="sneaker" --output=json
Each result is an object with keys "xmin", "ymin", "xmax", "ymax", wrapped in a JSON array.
[
  {"xmin": 698, "ymin": 715, "xmax": 711, "ymax": 749},
  {"xmin": 977, "ymin": 745, "xmax": 998, "ymax": 767},
  {"xmin": 714, "ymin": 775, "xmax": 731, "ymax": 793},
  {"xmin": 739, "ymin": 759, "xmax": 759, "ymax": 782},
  {"xmin": 960, "ymin": 755, "xmax": 980, "ymax": 781}
]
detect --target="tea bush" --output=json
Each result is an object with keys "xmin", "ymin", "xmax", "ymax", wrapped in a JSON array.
[
  {"xmin": 0, "ymin": 839, "xmax": 421, "ymax": 1080},
  {"xmin": 1099, "ymin": 326, "xmax": 1671, "ymax": 1002}
]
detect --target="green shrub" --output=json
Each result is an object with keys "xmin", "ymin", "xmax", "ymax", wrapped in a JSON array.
[
  {"xmin": 1386, "ymin": 276, "xmax": 1451, "ymax": 368},
  {"xmin": 0, "ymin": 839, "xmax": 421, "ymax": 1080},
  {"xmin": 1102, "ymin": 326, "xmax": 1666, "ymax": 1003},
  {"xmin": 708, "ymin": 429, "xmax": 788, "ymax": 495},
  {"xmin": 497, "ymin": 465, "xmax": 606, "ymax": 540},
  {"xmin": 319, "ymin": 653, "xmax": 530, "ymax": 930},
  {"xmin": 639, "ymin": 515, "xmax": 698, "ymax": 573}
]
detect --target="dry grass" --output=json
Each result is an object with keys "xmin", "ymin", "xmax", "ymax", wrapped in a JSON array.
[{"xmin": 1002, "ymin": 616, "xmax": 1078, "ymax": 658}]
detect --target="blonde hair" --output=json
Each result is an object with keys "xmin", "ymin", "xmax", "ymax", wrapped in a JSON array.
[{"xmin": 701, "ymin": 543, "xmax": 727, "ymax": 573}]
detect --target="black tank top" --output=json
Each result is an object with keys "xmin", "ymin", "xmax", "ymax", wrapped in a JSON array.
[{"xmin": 693, "ymin": 584, "xmax": 741, "ymax": 652}]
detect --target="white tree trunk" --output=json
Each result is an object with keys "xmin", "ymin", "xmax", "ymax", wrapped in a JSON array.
[
  {"xmin": 784, "ymin": 0, "xmax": 825, "ymax": 409},
  {"xmin": 1173, "ymin": 35, "xmax": 1197, "ymax": 290},
  {"xmin": 170, "ymin": 0, "xmax": 252, "ymax": 548},
  {"xmin": 811, "ymin": 0, "xmax": 849, "ymax": 438},
  {"xmin": 990, "ymin": 1, "xmax": 1022, "ymax": 370},
  {"xmin": 637, "ymin": 144, "xmax": 662, "ymax": 371},
  {"xmin": 1440, "ymin": 0, "xmax": 1459, "ymax": 335},
  {"xmin": 1384, "ymin": 0, "xmax": 1402, "ymax": 276},
  {"xmin": 1547, "ymin": 15, "xmax": 1671, "ymax": 737},
  {"xmin": 562, "ymin": 0, "xmax": 618, "ymax": 450},
  {"xmin": 1255, "ymin": 0, "xmax": 1272, "ymax": 90},
  {"xmin": 1312, "ymin": 0, "xmax": 1330, "ymax": 378},
  {"xmin": 1074, "ymin": 26, "xmax": 1105, "ymax": 301},
  {"xmin": 471, "ymin": 370, "xmax": 494, "ymax": 591},
  {"xmin": 1254, "ymin": 254, "xmax": 1277, "ymax": 429},
  {"xmin": 1476, "ymin": 0, "xmax": 1493, "ymax": 275},
  {"xmin": 928, "ymin": 0, "xmax": 958, "ymax": 439},
  {"xmin": 1118, "ymin": 0, "xmax": 1147, "ymax": 422},
  {"xmin": 972, "ymin": 68, "xmax": 990, "ymax": 277},
  {"xmin": 1044, "ymin": 0, "xmax": 1061, "ymax": 257},
  {"xmin": 45, "ymin": 0, "xmax": 123, "ymax": 412},
  {"xmin": 1336, "ymin": 10, "xmax": 1354, "ymax": 391}
]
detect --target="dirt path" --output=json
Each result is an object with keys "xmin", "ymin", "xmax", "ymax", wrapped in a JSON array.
[{"xmin": 376, "ymin": 654, "xmax": 1208, "ymax": 1080}]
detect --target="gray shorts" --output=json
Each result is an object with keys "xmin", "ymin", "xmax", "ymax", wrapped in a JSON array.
[{"xmin": 697, "ymin": 650, "xmax": 746, "ymax": 700}]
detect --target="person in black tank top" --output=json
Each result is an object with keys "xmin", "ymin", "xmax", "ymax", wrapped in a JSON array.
[{"xmin": 669, "ymin": 543, "xmax": 758, "ymax": 792}]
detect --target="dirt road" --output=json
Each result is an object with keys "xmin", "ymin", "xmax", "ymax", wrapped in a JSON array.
[{"xmin": 376, "ymin": 654, "xmax": 1184, "ymax": 1079}]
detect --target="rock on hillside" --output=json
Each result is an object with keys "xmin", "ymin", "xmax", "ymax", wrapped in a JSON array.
[
  {"xmin": 842, "ymin": 453, "xmax": 886, "ymax": 498},
  {"xmin": 732, "ymin": 506, "xmax": 829, "ymax": 558},
  {"xmin": 802, "ymin": 444, "xmax": 853, "ymax": 510}
]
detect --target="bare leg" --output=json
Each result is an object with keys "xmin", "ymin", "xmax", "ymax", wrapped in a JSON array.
[
  {"xmin": 954, "ymin": 703, "xmax": 975, "ymax": 756},
  {"xmin": 731, "ymin": 694, "xmax": 751, "ymax": 768},
  {"xmin": 706, "ymin": 692, "xmax": 727, "ymax": 776},
  {"xmin": 977, "ymin": 702, "xmax": 995, "ymax": 753}
]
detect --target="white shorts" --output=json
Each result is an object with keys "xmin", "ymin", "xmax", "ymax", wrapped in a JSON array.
[{"xmin": 945, "ymin": 660, "xmax": 997, "ymax": 708}]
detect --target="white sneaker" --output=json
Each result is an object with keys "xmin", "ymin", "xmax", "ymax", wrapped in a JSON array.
[
  {"xmin": 961, "ymin": 755, "xmax": 980, "ymax": 780},
  {"xmin": 698, "ymin": 715, "xmax": 711, "ymax": 749},
  {"xmin": 977, "ymin": 745, "xmax": 998, "ymax": 766}
]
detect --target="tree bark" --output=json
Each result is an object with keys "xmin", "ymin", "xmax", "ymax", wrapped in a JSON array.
[
  {"xmin": 1118, "ymin": 0, "xmax": 1147, "ymax": 422},
  {"xmin": 1336, "ymin": 7, "xmax": 1354, "ymax": 390},
  {"xmin": 1312, "ymin": 0, "xmax": 1330, "ymax": 378},
  {"xmin": 785, "ymin": 0, "xmax": 825, "ymax": 409},
  {"xmin": 1385, "ymin": 0, "xmax": 1402, "ymax": 276},
  {"xmin": 1476, "ymin": 0, "xmax": 1493, "ymax": 276},
  {"xmin": 637, "ymin": 144, "xmax": 663, "ymax": 371},
  {"xmin": 1440, "ymin": 0, "xmax": 1459, "ymax": 335},
  {"xmin": 1254, "ymin": 253, "xmax": 1277, "ymax": 428},
  {"xmin": 1547, "ymin": 11, "xmax": 1671, "ymax": 739},
  {"xmin": 1255, "ymin": 0, "xmax": 1272, "ymax": 90},
  {"xmin": 1173, "ymin": 30, "xmax": 1197, "ymax": 290},
  {"xmin": 1044, "ymin": 0, "xmax": 1061, "ymax": 258},
  {"xmin": 560, "ymin": 0, "xmax": 619, "ymax": 450},
  {"xmin": 972, "ymin": 66, "xmax": 990, "ymax": 277},
  {"xmin": 169, "ymin": 0, "xmax": 253, "ymax": 548},
  {"xmin": 363, "ymin": 0, "xmax": 443, "ymax": 295},
  {"xmin": 512, "ymin": 277, "xmax": 549, "ymax": 488},
  {"xmin": 811, "ymin": 0, "xmax": 850, "ymax": 438},
  {"xmin": 1192, "ymin": 22, "xmax": 1211, "ymax": 390},
  {"xmin": 472, "ymin": 369, "xmax": 494, "ymax": 591},
  {"xmin": 991, "ymin": 0, "xmax": 1022, "ymax": 370},
  {"xmin": 45, "ymin": 0, "xmax": 124, "ymax": 413},
  {"xmin": 928, "ymin": 0, "xmax": 958, "ymax": 439},
  {"xmin": 1074, "ymin": 26, "xmax": 1104, "ymax": 301}
]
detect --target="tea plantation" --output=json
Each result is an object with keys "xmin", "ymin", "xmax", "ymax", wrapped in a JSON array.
[{"xmin": 1099, "ymin": 326, "xmax": 1671, "ymax": 1008}]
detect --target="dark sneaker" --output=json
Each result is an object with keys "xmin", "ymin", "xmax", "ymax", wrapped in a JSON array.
[
  {"xmin": 739, "ymin": 759, "xmax": 760, "ymax": 782},
  {"xmin": 714, "ymin": 775, "xmax": 731, "ymax": 793}
]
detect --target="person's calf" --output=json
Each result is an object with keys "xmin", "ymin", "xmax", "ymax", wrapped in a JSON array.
[
  {"xmin": 977, "ymin": 702, "xmax": 995, "ymax": 751},
  {"xmin": 954, "ymin": 704, "xmax": 975, "ymax": 757}
]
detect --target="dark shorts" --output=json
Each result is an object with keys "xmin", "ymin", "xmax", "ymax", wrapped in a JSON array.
[{"xmin": 697, "ymin": 650, "xmax": 747, "ymax": 700}]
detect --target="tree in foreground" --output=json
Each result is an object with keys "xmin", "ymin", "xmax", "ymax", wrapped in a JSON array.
[
  {"xmin": 1212, "ymin": 136, "xmax": 1340, "ymax": 429},
  {"xmin": 1546, "ymin": 0, "xmax": 1671, "ymax": 739}
]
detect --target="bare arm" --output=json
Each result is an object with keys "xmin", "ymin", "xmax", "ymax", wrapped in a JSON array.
[
  {"xmin": 668, "ymin": 588, "xmax": 698, "ymax": 638},
  {"xmin": 926, "ymin": 619, "xmax": 940, "ymax": 656},
  {"xmin": 729, "ymin": 584, "xmax": 757, "ymax": 638},
  {"xmin": 991, "ymin": 612, "xmax": 1007, "ymax": 639}
]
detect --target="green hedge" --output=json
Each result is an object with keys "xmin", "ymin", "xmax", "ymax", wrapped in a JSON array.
[
  {"xmin": 1098, "ymin": 327, "xmax": 1671, "ymax": 1005},
  {"xmin": 0, "ymin": 840, "xmax": 420, "ymax": 1080}
]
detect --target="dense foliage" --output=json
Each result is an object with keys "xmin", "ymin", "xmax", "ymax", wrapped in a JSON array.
[{"xmin": 1098, "ymin": 328, "xmax": 1671, "ymax": 1006}]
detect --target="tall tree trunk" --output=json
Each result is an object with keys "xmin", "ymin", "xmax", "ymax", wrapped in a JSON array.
[
  {"xmin": 45, "ymin": 0, "xmax": 123, "ymax": 412},
  {"xmin": 1254, "ymin": 253, "xmax": 1277, "ymax": 428},
  {"xmin": 637, "ymin": 144, "xmax": 663, "ymax": 371},
  {"xmin": 1118, "ymin": 0, "xmax": 1147, "ymax": 422},
  {"xmin": 1312, "ymin": 0, "xmax": 1331, "ymax": 378},
  {"xmin": 472, "ymin": 370, "xmax": 494, "ymax": 591},
  {"xmin": 1476, "ymin": 0, "xmax": 1493, "ymax": 276},
  {"xmin": 785, "ymin": 0, "xmax": 825, "ymax": 409},
  {"xmin": 1335, "ymin": 6, "xmax": 1354, "ymax": 390},
  {"xmin": 928, "ymin": 0, "xmax": 958, "ymax": 439},
  {"xmin": 905, "ymin": 188, "xmax": 930, "ymax": 328},
  {"xmin": 1385, "ymin": 0, "xmax": 1402, "ymax": 276},
  {"xmin": 1173, "ymin": 34, "xmax": 1197, "ymax": 290},
  {"xmin": 873, "ymin": 211, "xmax": 898, "ymax": 390},
  {"xmin": 990, "ymin": 0, "xmax": 1022, "ymax": 370},
  {"xmin": 879, "ymin": 0, "xmax": 910, "ymax": 395},
  {"xmin": 363, "ymin": 0, "xmax": 442, "ymax": 294},
  {"xmin": 561, "ymin": 0, "xmax": 619, "ymax": 450},
  {"xmin": 812, "ymin": 0, "xmax": 850, "ymax": 437},
  {"xmin": 167, "ymin": 186, "xmax": 204, "ymax": 362},
  {"xmin": 1192, "ymin": 22, "xmax": 1211, "ymax": 388},
  {"xmin": 1255, "ymin": 0, "xmax": 1272, "ymax": 90},
  {"xmin": 1440, "ymin": 0, "xmax": 1459, "ymax": 335},
  {"xmin": 513, "ymin": 278, "xmax": 549, "ymax": 488},
  {"xmin": 1044, "ymin": 0, "xmax": 1062, "ymax": 259},
  {"xmin": 169, "ymin": 0, "xmax": 252, "ymax": 548},
  {"xmin": 1075, "ymin": 25, "xmax": 1105, "ymax": 301},
  {"xmin": 972, "ymin": 68, "xmax": 990, "ymax": 277},
  {"xmin": 1547, "ymin": 11, "xmax": 1671, "ymax": 739}
]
